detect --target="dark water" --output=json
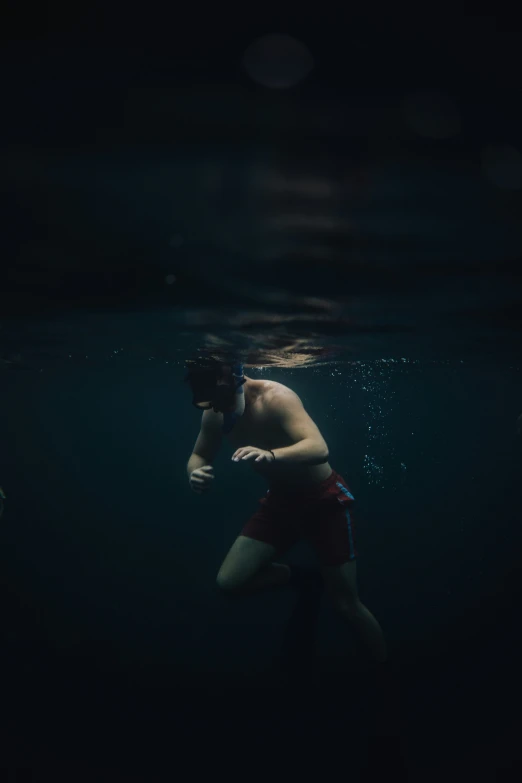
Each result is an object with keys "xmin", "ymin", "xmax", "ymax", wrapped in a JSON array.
[
  {"xmin": 2, "ymin": 19, "xmax": 522, "ymax": 783},
  {"xmin": 1, "ymin": 344, "xmax": 521, "ymax": 779}
]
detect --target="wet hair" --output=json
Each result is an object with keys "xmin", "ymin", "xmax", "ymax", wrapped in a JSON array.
[{"xmin": 183, "ymin": 355, "xmax": 233, "ymax": 402}]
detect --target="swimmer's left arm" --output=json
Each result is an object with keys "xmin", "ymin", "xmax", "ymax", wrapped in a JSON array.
[{"xmin": 269, "ymin": 389, "xmax": 329, "ymax": 466}]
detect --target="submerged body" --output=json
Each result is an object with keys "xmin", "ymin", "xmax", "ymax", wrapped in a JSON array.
[
  {"xmin": 186, "ymin": 367, "xmax": 388, "ymax": 665},
  {"xmin": 222, "ymin": 377, "xmax": 332, "ymax": 489}
]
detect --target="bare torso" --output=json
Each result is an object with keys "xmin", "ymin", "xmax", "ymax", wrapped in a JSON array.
[{"xmin": 223, "ymin": 378, "xmax": 332, "ymax": 490}]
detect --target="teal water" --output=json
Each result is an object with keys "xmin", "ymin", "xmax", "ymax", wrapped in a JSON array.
[{"xmin": 1, "ymin": 329, "xmax": 521, "ymax": 776}]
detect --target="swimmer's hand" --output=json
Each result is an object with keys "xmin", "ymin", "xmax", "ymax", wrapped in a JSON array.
[
  {"xmin": 189, "ymin": 465, "xmax": 215, "ymax": 494},
  {"xmin": 231, "ymin": 446, "xmax": 275, "ymax": 463}
]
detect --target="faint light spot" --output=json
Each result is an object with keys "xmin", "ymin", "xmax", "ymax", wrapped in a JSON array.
[
  {"xmin": 255, "ymin": 171, "xmax": 334, "ymax": 197},
  {"xmin": 165, "ymin": 274, "xmax": 177, "ymax": 285},
  {"xmin": 481, "ymin": 144, "xmax": 522, "ymax": 190},
  {"xmin": 402, "ymin": 89, "xmax": 461, "ymax": 139},
  {"xmin": 169, "ymin": 234, "xmax": 184, "ymax": 248},
  {"xmin": 243, "ymin": 34, "xmax": 314, "ymax": 89}
]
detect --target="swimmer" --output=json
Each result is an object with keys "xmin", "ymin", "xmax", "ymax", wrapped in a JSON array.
[{"xmin": 184, "ymin": 358, "xmax": 387, "ymax": 665}]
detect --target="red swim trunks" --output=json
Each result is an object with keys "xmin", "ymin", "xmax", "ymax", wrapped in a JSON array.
[{"xmin": 240, "ymin": 469, "xmax": 357, "ymax": 568}]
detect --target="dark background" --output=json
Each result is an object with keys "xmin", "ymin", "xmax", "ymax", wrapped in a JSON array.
[{"xmin": 1, "ymin": 7, "xmax": 522, "ymax": 781}]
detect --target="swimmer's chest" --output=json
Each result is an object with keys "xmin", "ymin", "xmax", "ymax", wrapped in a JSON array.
[{"xmin": 224, "ymin": 399, "xmax": 293, "ymax": 452}]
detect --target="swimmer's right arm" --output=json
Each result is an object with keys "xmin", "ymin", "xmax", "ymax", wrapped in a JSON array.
[
  {"xmin": 187, "ymin": 409, "xmax": 223, "ymax": 492},
  {"xmin": 187, "ymin": 452, "xmax": 210, "ymax": 479}
]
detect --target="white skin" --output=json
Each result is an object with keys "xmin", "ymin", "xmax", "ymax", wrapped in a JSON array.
[
  {"xmin": 218, "ymin": 366, "xmax": 273, "ymax": 462},
  {"xmin": 189, "ymin": 366, "xmax": 273, "ymax": 493}
]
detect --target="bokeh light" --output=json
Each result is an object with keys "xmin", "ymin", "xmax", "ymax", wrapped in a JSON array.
[
  {"xmin": 169, "ymin": 234, "xmax": 184, "ymax": 248},
  {"xmin": 242, "ymin": 34, "xmax": 314, "ymax": 89}
]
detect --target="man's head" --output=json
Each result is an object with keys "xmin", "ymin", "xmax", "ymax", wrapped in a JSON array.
[{"xmin": 184, "ymin": 358, "xmax": 241, "ymax": 413}]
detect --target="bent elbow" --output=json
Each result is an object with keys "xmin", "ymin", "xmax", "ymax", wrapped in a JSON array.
[{"xmin": 315, "ymin": 443, "xmax": 329, "ymax": 464}]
